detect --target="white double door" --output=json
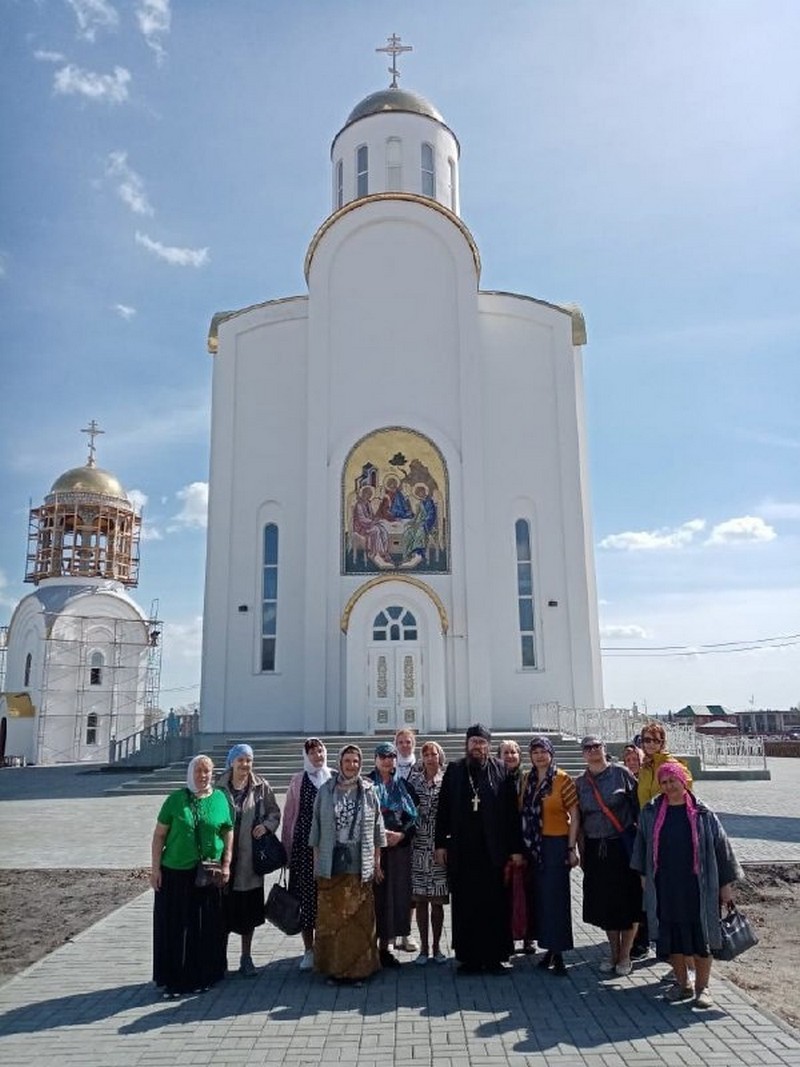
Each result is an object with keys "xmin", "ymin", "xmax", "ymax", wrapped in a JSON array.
[{"xmin": 367, "ymin": 643, "xmax": 422, "ymax": 733}]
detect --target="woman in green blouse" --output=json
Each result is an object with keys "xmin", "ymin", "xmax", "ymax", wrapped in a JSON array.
[{"xmin": 150, "ymin": 754, "xmax": 233, "ymax": 998}]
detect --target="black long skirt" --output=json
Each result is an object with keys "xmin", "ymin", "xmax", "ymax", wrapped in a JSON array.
[
  {"xmin": 374, "ymin": 844, "xmax": 412, "ymax": 941},
  {"xmin": 224, "ymin": 886, "xmax": 265, "ymax": 936},
  {"xmin": 153, "ymin": 866, "xmax": 227, "ymax": 993},
  {"xmin": 581, "ymin": 836, "xmax": 641, "ymax": 932}
]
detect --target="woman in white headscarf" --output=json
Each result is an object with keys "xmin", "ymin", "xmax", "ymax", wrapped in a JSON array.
[
  {"xmin": 150, "ymin": 754, "xmax": 233, "ymax": 998},
  {"xmin": 216, "ymin": 743, "xmax": 280, "ymax": 977},
  {"xmin": 282, "ymin": 737, "xmax": 332, "ymax": 970}
]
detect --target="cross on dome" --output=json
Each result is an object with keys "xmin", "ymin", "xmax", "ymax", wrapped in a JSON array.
[
  {"xmin": 80, "ymin": 419, "xmax": 105, "ymax": 468},
  {"xmin": 375, "ymin": 33, "xmax": 413, "ymax": 88}
]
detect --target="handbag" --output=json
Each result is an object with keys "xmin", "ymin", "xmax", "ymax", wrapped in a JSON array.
[
  {"xmin": 264, "ymin": 870, "xmax": 302, "ymax": 936},
  {"xmin": 194, "ymin": 860, "xmax": 224, "ymax": 888},
  {"xmin": 252, "ymin": 793, "xmax": 287, "ymax": 875},
  {"xmin": 712, "ymin": 904, "xmax": 759, "ymax": 961}
]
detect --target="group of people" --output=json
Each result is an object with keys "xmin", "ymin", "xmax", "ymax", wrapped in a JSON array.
[{"xmin": 149, "ymin": 721, "xmax": 742, "ymax": 1009}]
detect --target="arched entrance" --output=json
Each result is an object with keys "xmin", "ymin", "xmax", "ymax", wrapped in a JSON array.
[{"xmin": 342, "ymin": 577, "xmax": 447, "ymax": 734}]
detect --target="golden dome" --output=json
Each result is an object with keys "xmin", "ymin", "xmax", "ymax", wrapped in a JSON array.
[{"xmin": 49, "ymin": 465, "xmax": 129, "ymax": 501}]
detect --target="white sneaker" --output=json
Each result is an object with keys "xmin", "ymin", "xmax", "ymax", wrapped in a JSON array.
[
  {"xmin": 299, "ymin": 949, "xmax": 314, "ymax": 971},
  {"xmin": 398, "ymin": 935, "xmax": 419, "ymax": 952}
]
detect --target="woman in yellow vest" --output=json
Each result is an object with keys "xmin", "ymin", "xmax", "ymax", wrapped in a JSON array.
[{"xmin": 637, "ymin": 722, "xmax": 693, "ymax": 809}]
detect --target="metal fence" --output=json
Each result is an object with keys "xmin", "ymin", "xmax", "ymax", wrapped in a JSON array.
[
  {"xmin": 531, "ymin": 703, "xmax": 766, "ymax": 769},
  {"xmin": 109, "ymin": 712, "xmax": 197, "ymax": 764}
]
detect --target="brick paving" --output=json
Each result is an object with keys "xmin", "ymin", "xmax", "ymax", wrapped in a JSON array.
[{"xmin": 0, "ymin": 759, "xmax": 798, "ymax": 1064}]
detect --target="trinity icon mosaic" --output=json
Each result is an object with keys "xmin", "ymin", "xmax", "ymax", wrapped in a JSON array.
[{"xmin": 342, "ymin": 428, "xmax": 449, "ymax": 575}]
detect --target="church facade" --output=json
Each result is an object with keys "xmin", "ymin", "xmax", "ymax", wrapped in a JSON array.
[{"xmin": 200, "ymin": 77, "xmax": 602, "ymax": 736}]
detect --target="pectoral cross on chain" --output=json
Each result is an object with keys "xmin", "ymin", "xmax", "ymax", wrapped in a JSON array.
[{"xmin": 471, "ymin": 794, "xmax": 480, "ymax": 813}]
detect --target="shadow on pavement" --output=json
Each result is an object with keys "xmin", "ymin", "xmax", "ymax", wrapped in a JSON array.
[{"xmin": 716, "ymin": 812, "xmax": 800, "ymax": 844}]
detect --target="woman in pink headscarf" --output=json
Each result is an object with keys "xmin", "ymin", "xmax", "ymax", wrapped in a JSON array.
[{"xmin": 631, "ymin": 761, "xmax": 742, "ymax": 1010}]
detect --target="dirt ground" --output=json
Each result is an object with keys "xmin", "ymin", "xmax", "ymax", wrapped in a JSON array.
[{"xmin": 0, "ymin": 864, "xmax": 798, "ymax": 1029}]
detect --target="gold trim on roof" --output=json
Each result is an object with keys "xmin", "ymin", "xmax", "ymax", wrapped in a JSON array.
[
  {"xmin": 305, "ymin": 193, "xmax": 481, "ymax": 283},
  {"xmin": 340, "ymin": 575, "xmax": 449, "ymax": 634}
]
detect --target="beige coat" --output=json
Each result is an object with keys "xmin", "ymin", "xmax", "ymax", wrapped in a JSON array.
[{"xmin": 217, "ymin": 768, "xmax": 280, "ymax": 892}]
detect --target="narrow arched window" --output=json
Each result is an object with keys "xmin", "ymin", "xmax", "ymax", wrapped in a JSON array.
[
  {"xmin": 421, "ymin": 143, "xmax": 435, "ymax": 198},
  {"xmin": 335, "ymin": 158, "xmax": 343, "ymax": 209},
  {"xmin": 89, "ymin": 651, "xmax": 104, "ymax": 686},
  {"xmin": 386, "ymin": 137, "xmax": 402, "ymax": 191},
  {"xmin": 262, "ymin": 523, "xmax": 279, "ymax": 672},
  {"xmin": 86, "ymin": 712, "xmax": 98, "ymax": 745},
  {"xmin": 24, "ymin": 652, "xmax": 32, "ymax": 688},
  {"xmin": 356, "ymin": 145, "xmax": 369, "ymax": 198},
  {"xmin": 448, "ymin": 158, "xmax": 457, "ymax": 211},
  {"xmin": 515, "ymin": 519, "xmax": 536, "ymax": 668}
]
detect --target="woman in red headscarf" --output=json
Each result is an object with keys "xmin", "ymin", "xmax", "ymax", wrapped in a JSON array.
[{"xmin": 631, "ymin": 761, "xmax": 743, "ymax": 1010}]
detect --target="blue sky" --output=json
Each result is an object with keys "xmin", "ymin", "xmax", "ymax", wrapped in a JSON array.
[{"xmin": 1, "ymin": 0, "xmax": 798, "ymax": 714}]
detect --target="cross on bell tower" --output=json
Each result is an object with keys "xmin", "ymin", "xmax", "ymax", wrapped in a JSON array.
[{"xmin": 375, "ymin": 33, "xmax": 413, "ymax": 88}]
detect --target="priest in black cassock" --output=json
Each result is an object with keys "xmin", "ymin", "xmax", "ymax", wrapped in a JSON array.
[{"xmin": 434, "ymin": 724, "xmax": 523, "ymax": 973}]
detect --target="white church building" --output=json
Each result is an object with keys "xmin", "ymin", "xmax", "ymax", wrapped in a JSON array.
[
  {"xmin": 1, "ymin": 428, "xmax": 156, "ymax": 764},
  {"xmin": 200, "ymin": 49, "xmax": 602, "ymax": 736}
]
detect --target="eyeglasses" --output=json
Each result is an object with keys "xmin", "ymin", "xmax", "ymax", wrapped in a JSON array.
[
  {"xmin": 583, "ymin": 743, "xmax": 602, "ymax": 752},
  {"xmin": 377, "ymin": 753, "xmax": 397, "ymax": 759}
]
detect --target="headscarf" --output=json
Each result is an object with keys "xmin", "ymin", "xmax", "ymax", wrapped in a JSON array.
[
  {"xmin": 521, "ymin": 737, "xmax": 557, "ymax": 863},
  {"xmin": 226, "ymin": 743, "xmax": 253, "ymax": 768},
  {"xmin": 303, "ymin": 738, "xmax": 332, "ymax": 789},
  {"xmin": 336, "ymin": 744, "xmax": 363, "ymax": 792},
  {"xmin": 371, "ymin": 758, "xmax": 418, "ymax": 824},
  {"xmin": 186, "ymin": 755, "xmax": 213, "ymax": 796},
  {"xmin": 395, "ymin": 732, "xmax": 416, "ymax": 779},
  {"xmin": 652, "ymin": 761, "xmax": 699, "ymax": 875}
]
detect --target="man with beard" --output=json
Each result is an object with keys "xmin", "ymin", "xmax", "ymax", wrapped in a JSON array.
[{"xmin": 434, "ymin": 724, "xmax": 523, "ymax": 973}]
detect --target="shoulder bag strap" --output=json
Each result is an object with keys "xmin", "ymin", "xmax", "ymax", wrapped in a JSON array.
[
  {"xmin": 188, "ymin": 789, "xmax": 207, "ymax": 861},
  {"xmin": 585, "ymin": 774, "xmax": 624, "ymax": 835}
]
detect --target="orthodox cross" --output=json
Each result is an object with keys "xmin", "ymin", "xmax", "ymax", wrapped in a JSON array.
[
  {"xmin": 375, "ymin": 33, "xmax": 413, "ymax": 88},
  {"xmin": 80, "ymin": 419, "xmax": 105, "ymax": 467}
]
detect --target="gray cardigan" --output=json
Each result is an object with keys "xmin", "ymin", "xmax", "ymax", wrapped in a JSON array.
[
  {"xmin": 309, "ymin": 776, "xmax": 386, "ymax": 882},
  {"xmin": 631, "ymin": 796, "xmax": 743, "ymax": 951},
  {"xmin": 217, "ymin": 768, "xmax": 281, "ymax": 892}
]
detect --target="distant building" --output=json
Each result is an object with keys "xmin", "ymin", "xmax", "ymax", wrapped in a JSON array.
[
  {"xmin": 674, "ymin": 704, "xmax": 800, "ymax": 736},
  {"xmin": 0, "ymin": 426, "xmax": 161, "ymax": 764}
]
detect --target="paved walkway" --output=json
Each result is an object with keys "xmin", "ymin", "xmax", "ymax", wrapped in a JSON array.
[{"xmin": 0, "ymin": 760, "xmax": 798, "ymax": 1065}]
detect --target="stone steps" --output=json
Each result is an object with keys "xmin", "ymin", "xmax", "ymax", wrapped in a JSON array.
[{"xmin": 104, "ymin": 732, "xmax": 587, "ymax": 795}]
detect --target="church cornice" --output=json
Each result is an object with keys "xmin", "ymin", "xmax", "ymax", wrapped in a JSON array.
[
  {"xmin": 479, "ymin": 291, "xmax": 587, "ymax": 346},
  {"xmin": 304, "ymin": 193, "xmax": 481, "ymax": 284},
  {"xmin": 207, "ymin": 295, "xmax": 308, "ymax": 355}
]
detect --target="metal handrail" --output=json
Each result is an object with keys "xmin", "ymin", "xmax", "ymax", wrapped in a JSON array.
[{"xmin": 108, "ymin": 712, "xmax": 197, "ymax": 764}]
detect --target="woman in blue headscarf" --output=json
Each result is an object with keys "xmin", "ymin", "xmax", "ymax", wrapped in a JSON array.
[
  {"xmin": 369, "ymin": 740, "xmax": 419, "ymax": 968},
  {"xmin": 519, "ymin": 736, "xmax": 580, "ymax": 975},
  {"xmin": 217, "ymin": 743, "xmax": 280, "ymax": 977}
]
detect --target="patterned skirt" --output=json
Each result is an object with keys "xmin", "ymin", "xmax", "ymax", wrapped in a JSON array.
[{"xmin": 314, "ymin": 873, "xmax": 380, "ymax": 980}]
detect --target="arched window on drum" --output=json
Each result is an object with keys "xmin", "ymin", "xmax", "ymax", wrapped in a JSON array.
[{"xmin": 515, "ymin": 519, "xmax": 537, "ymax": 668}]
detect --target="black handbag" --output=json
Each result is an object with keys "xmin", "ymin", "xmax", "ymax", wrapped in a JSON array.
[
  {"xmin": 712, "ymin": 904, "xmax": 759, "ymax": 961},
  {"xmin": 264, "ymin": 871, "xmax": 302, "ymax": 936},
  {"xmin": 189, "ymin": 791, "xmax": 224, "ymax": 890},
  {"xmin": 331, "ymin": 789, "xmax": 362, "ymax": 876},
  {"xmin": 252, "ymin": 793, "xmax": 287, "ymax": 876}
]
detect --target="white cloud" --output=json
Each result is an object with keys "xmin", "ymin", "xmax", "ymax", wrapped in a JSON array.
[
  {"xmin": 164, "ymin": 616, "xmax": 203, "ymax": 661},
  {"xmin": 599, "ymin": 518, "xmax": 706, "ymax": 551},
  {"xmin": 54, "ymin": 64, "xmax": 130, "ymax": 104},
  {"xmin": 34, "ymin": 50, "xmax": 66, "ymax": 63},
  {"xmin": 105, "ymin": 151, "xmax": 154, "ymax": 216},
  {"xmin": 0, "ymin": 252, "xmax": 7, "ymax": 279},
  {"xmin": 113, "ymin": 303, "xmax": 136, "ymax": 320},
  {"xmin": 172, "ymin": 482, "xmax": 209, "ymax": 529},
  {"xmin": 136, "ymin": 0, "xmax": 171, "ymax": 62},
  {"xmin": 127, "ymin": 488, "xmax": 147, "ymax": 513},
  {"xmin": 600, "ymin": 624, "xmax": 650, "ymax": 640},
  {"xmin": 135, "ymin": 232, "xmax": 209, "ymax": 267},
  {"xmin": 706, "ymin": 516, "xmax": 777, "ymax": 546},
  {"xmin": 66, "ymin": 0, "xmax": 118, "ymax": 42},
  {"xmin": 0, "ymin": 568, "xmax": 19, "ymax": 611},
  {"xmin": 758, "ymin": 499, "xmax": 800, "ymax": 521}
]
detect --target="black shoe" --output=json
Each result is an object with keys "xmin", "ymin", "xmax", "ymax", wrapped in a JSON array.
[
  {"xmin": 379, "ymin": 949, "xmax": 401, "ymax": 969},
  {"xmin": 485, "ymin": 962, "xmax": 512, "ymax": 975},
  {"xmin": 537, "ymin": 951, "xmax": 553, "ymax": 970},
  {"xmin": 552, "ymin": 954, "xmax": 567, "ymax": 976},
  {"xmin": 630, "ymin": 945, "xmax": 650, "ymax": 961}
]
